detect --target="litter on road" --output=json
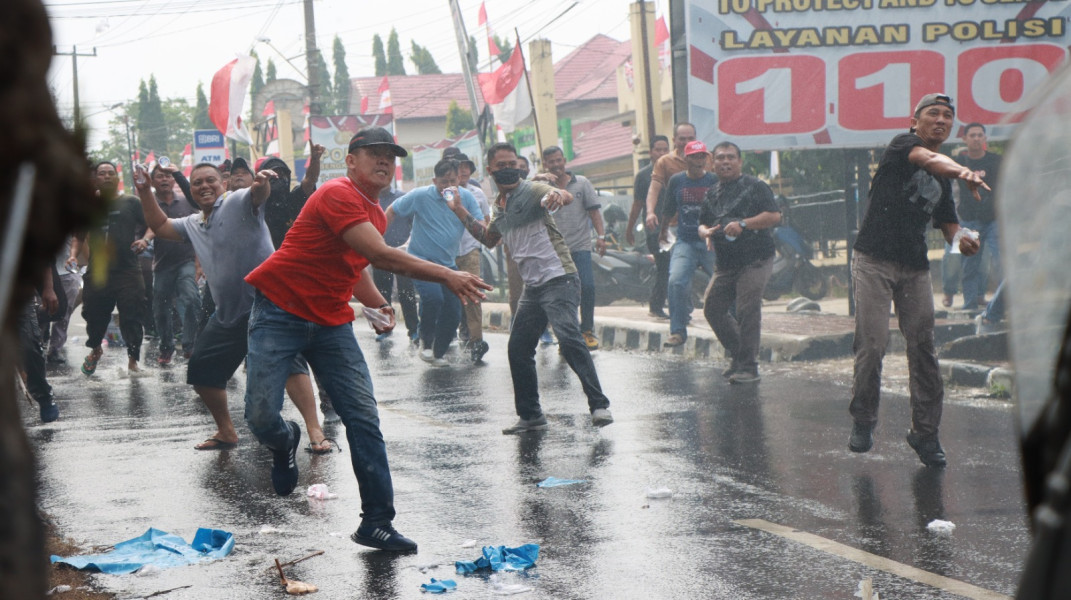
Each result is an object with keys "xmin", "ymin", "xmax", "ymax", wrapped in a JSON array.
[
  {"xmin": 50, "ymin": 528, "xmax": 234, "ymax": 574},
  {"xmin": 420, "ymin": 578, "xmax": 458, "ymax": 593},
  {"xmin": 926, "ymin": 519, "xmax": 956, "ymax": 535},
  {"xmin": 455, "ymin": 544, "xmax": 540, "ymax": 573},
  {"xmin": 535, "ymin": 477, "xmax": 586, "ymax": 488}
]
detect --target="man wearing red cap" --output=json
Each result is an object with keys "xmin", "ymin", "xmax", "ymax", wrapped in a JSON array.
[
  {"xmin": 660, "ymin": 140, "xmax": 717, "ymax": 347},
  {"xmin": 242, "ymin": 126, "xmax": 490, "ymax": 553},
  {"xmin": 847, "ymin": 93, "xmax": 986, "ymax": 467}
]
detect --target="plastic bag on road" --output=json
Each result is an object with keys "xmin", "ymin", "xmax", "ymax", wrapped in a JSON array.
[
  {"xmin": 455, "ymin": 544, "xmax": 540, "ymax": 574},
  {"xmin": 420, "ymin": 578, "xmax": 457, "ymax": 593},
  {"xmin": 50, "ymin": 527, "xmax": 234, "ymax": 574},
  {"xmin": 536, "ymin": 477, "xmax": 586, "ymax": 488}
]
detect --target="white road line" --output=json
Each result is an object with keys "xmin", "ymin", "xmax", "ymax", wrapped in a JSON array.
[{"xmin": 734, "ymin": 518, "xmax": 1013, "ymax": 600}]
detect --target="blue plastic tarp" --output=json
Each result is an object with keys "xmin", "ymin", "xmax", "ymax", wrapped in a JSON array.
[
  {"xmin": 536, "ymin": 477, "xmax": 586, "ymax": 488},
  {"xmin": 51, "ymin": 527, "xmax": 234, "ymax": 574},
  {"xmin": 455, "ymin": 544, "xmax": 540, "ymax": 574},
  {"xmin": 420, "ymin": 578, "xmax": 458, "ymax": 593}
]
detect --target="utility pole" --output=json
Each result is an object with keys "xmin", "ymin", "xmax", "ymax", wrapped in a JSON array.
[
  {"xmin": 448, "ymin": 0, "xmax": 487, "ymax": 159},
  {"xmin": 53, "ymin": 46, "xmax": 97, "ymax": 127},
  {"xmin": 303, "ymin": 0, "xmax": 322, "ymax": 117},
  {"xmin": 630, "ymin": 1, "xmax": 659, "ymax": 172}
]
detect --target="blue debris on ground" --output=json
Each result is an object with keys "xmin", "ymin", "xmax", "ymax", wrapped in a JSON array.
[
  {"xmin": 455, "ymin": 544, "xmax": 541, "ymax": 574},
  {"xmin": 51, "ymin": 527, "xmax": 234, "ymax": 574}
]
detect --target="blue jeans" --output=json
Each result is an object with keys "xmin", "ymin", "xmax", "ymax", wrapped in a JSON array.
[
  {"xmin": 960, "ymin": 219, "xmax": 1000, "ymax": 309},
  {"xmin": 153, "ymin": 262, "xmax": 199, "ymax": 354},
  {"xmin": 570, "ymin": 250, "xmax": 596, "ymax": 332},
  {"xmin": 667, "ymin": 239, "xmax": 715, "ymax": 337},
  {"xmin": 508, "ymin": 275, "xmax": 610, "ymax": 420},
  {"xmin": 244, "ymin": 293, "xmax": 396, "ymax": 526},
  {"xmin": 412, "ymin": 278, "xmax": 461, "ymax": 358},
  {"xmin": 983, "ymin": 280, "xmax": 1007, "ymax": 322}
]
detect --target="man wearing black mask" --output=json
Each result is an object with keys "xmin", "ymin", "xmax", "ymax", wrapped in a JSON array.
[
  {"xmin": 261, "ymin": 144, "xmax": 325, "ymax": 249},
  {"xmin": 445, "ymin": 142, "xmax": 614, "ymax": 434}
]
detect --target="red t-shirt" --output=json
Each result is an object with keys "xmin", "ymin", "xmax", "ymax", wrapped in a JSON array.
[{"xmin": 245, "ymin": 177, "xmax": 386, "ymax": 326}]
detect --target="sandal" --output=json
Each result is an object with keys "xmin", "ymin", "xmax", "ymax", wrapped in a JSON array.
[
  {"xmin": 81, "ymin": 353, "xmax": 101, "ymax": 376},
  {"xmin": 305, "ymin": 437, "xmax": 340, "ymax": 455},
  {"xmin": 195, "ymin": 437, "xmax": 238, "ymax": 451}
]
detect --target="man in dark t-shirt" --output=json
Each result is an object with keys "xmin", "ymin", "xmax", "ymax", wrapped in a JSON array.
[
  {"xmin": 954, "ymin": 123, "xmax": 1002, "ymax": 310},
  {"xmin": 627, "ymin": 135, "xmax": 671, "ymax": 318},
  {"xmin": 848, "ymin": 93, "xmax": 986, "ymax": 467},
  {"xmin": 79, "ymin": 161, "xmax": 148, "ymax": 375},
  {"xmin": 697, "ymin": 141, "xmax": 781, "ymax": 384}
]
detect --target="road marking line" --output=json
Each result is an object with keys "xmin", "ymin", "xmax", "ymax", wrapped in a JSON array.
[{"xmin": 734, "ymin": 518, "xmax": 1012, "ymax": 600}]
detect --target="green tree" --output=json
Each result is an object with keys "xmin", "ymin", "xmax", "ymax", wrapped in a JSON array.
[
  {"xmin": 409, "ymin": 41, "xmax": 441, "ymax": 75},
  {"xmin": 136, "ymin": 76, "xmax": 168, "ymax": 155},
  {"xmin": 332, "ymin": 35, "xmax": 351, "ymax": 114},
  {"xmin": 468, "ymin": 35, "xmax": 479, "ymax": 74},
  {"xmin": 386, "ymin": 28, "xmax": 406, "ymax": 76},
  {"xmin": 250, "ymin": 52, "xmax": 265, "ymax": 105},
  {"xmin": 266, "ymin": 58, "xmax": 277, "ymax": 83},
  {"xmin": 311, "ymin": 48, "xmax": 333, "ymax": 113},
  {"xmin": 194, "ymin": 83, "xmax": 213, "ymax": 129},
  {"xmin": 372, "ymin": 34, "xmax": 387, "ymax": 77},
  {"xmin": 493, "ymin": 34, "xmax": 513, "ymax": 63},
  {"xmin": 445, "ymin": 100, "xmax": 474, "ymax": 138}
]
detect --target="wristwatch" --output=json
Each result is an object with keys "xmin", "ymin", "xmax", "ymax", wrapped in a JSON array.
[{"xmin": 737, "ymin": 220, "xmax": 747, "ymax": 230}]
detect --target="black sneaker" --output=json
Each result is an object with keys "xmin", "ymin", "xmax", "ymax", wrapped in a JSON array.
[
  {"xmin": 502, "ymin": 415, "xmax": 549, "ymax": 434},
  {"xmin": 848, "ymin": 421, "xmax": 874, "ymax": 453},
  {"xmin": 721, "ymin": 363, "xmax": 740, "ymax": 379},
  {"xmin": 351, "ymin": 523, "xmax": 418, "ymax": 553},
  {"xmin": 470, "ymin": 339, "xmax": 490, "ymax": 362},
  {"xmin": 906, "ymin": 430, "xmax": 946, "ymax": 467},
  {"xmin": 271, "ymin": 421, "xmax": 301, "ymax": 496},
  {"xmin": 38, "ymin": 397, "xmax": 59, "ymax": 423}
]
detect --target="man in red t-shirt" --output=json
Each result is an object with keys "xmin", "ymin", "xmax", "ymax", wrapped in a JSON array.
[{"xmin": 243, "ymin": 127, "xmax": 490, "ymax": 553}]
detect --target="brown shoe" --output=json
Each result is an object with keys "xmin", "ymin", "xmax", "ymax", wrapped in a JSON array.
[{"xmin": 663, "ymin": 334, "xmax": 685, "ymax": 347}]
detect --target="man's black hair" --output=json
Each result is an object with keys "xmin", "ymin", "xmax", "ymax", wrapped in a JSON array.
[
  {"xmin": 651, "ymin": 135, "xmax": 669, "ymax": 149},
  {"xmin": 93, "ymin": 160, "xmax": 116, "ymax": 173},
  {"xmin": 541, "ymin": 145, "xmax": 564, "ymax": 159},
  {"xmin": 434, "ymin": 158, "xmax": 459, "ymax": 178},
  {"xmin": 964, "ymin": 122, "xmax": 986, "ymax": 135},
  {"xmin": 712, "ymin": 141, "xmax": 741, "ymax": 157},
  {"xmin": 486, "ymin": 142, "xmax": 517, "ymax": 166},
  {"xmin": 190, "ymin": 162, "xmax": 222, "ymax": 177}
]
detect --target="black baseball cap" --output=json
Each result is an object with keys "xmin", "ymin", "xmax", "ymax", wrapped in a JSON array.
[
  {"xmin": 914, "ymin": 93, "xmax": 954, "ymax": 117},
  {"xmin": 348, "ymin": 127, "xmax": 408, "ymax": 157},
  {"xmin": 230, "ymin": 157, "xmax": 253, "ymax": 175},
  {"xmin": 454, "ymin": 153, "xmax": 476, "ymax": 172}
]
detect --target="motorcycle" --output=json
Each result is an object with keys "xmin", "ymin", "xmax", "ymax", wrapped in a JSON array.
[{"xmin": 763, "ymin": 221, "xmax": 828, "ymax": 301}]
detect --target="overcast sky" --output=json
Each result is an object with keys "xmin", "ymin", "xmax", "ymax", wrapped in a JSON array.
[{"xmin": 44, "ymin": 0, "xmax": 647, "ymax": 151}]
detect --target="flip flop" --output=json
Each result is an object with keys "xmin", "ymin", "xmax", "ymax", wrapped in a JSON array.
[
  {"xmin": 195, "ymin": 437, "xmax": 238, "ymax": 451},
  {"xmin": 81, "ymin": 353, "xmax": 101, "ymax": 376},
  {"xmin": 305, "ymin": 438, "xmax": 340, "ymax": 455}
]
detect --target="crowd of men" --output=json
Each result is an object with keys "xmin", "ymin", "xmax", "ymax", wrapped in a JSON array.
[{"xmin": 17, "ymin": 91, "xmax": 1000, "ymax": 553}]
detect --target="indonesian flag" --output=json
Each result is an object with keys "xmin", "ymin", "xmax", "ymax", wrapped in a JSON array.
[
  {"xmin": 209, "ymin": 55, "xmax": 256, "ymax": 144},
  {"xmin": 115, "ymin": 161, "xmax": 125, "ymax": 194},
  {"xmin": 262, "ymin": 99, "xmax": 276, "ymax": 118},
  {"xmin": 144, "ymin": 150, "xmax": 156, "ymax": 169},
  {"xmin": 377, "ymin": 76, "xmax": 392, "ymax": 115},
  {"xmin": 478, "ymin": 2, "xmax": 488, "ymax": 26},
  {"xmin": 479, "ymin": 2, "xmax": 501, "ymax": 63},
  {"xmin": 477, "ymin": 37, "xmax": 531, "ymax": 133},
  {"xmin": 360, "ymin": 95, "xmax": 369, "ymax": 114},
  {"xmin": 180, "ymin": 143, "xmax": 193, "ymax": 177},
  {"xmin": 654, "ymin": 16, "xmax": 670, "ymax": 70}
]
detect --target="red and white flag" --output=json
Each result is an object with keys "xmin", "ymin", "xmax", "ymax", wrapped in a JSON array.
[
  {"xmin": 478, "ymin": 2, "xmax": 501, "ymax": 64},
  {"xmin": 360, "ymin": 95, "xmax": 370, "ymax": 114},
  {"xmin": 144, "ymin": 150, "xmax": 156, "ymax": 169},
  {"xmin": 477, "ymin": 37, "xmax": 532, "ymax": 133},
  {"xmin": 478, "ymin": 2, "xmax": 488, "ymax": 26},
  {"xmin": 654, "ymin": 15, "xmax": 670, "ymax": 70},
  {"xmin": 180, "ymin": 143, "xmax": 193, "ymax": 177},
  {"xmin": 209, "ymin": 55, "xmax": 256, "ymax": 144},
  {"xmin": 115, "ymin": 161, "xmax": 125, "ymax": 195},
  {"xmin": 262, "ymin": 99, "xmax": 276, "ymax": 118},
  {"xmin": 377, "ymin": 76, "xmax": 393, "ymax": 115}
]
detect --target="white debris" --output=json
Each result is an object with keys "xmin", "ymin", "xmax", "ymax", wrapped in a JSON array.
[
  {"xmin": 306, "ymin": 483, "xmax": 337, "ymax": 500},
  {"xmin": 258, "ymin": 525, "xmax": 283, "ymax": 535},
  {"xmin": 854, "ymin": 577, "xmax": 880, "ymax": 600},
  {"xmin": 926, "ymin": 519, "xmax": 956, "ymax": 535},
  {"xmin": 646, "ymin": 487, "xmax": 673, "ymax": 499},
  {"xmin": 490, "ymin": 574, "xmax": 533, "ymax": 595},
  {"xmin": 135, "ymin": 564, "xmax": 161, "ymax": 577},
  {"xmin": 460, "ymin": 539, "xmax": 477, "ymax": 548},
  {"xmin": 46, "ymin": 586, "xmax": 72, "ymax": 595}
]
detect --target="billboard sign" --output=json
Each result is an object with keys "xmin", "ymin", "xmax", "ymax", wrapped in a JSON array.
[
  {"xmin": 686, "ymin": 0, "xmax": 1070, "ymax": 149},
  {"xmin": 192, "ymin": 129, "xmax": 226, "ymax": 166},
  {"xmin": 309, "ymin": 115, "xmax": 394, "ymax": 186}
]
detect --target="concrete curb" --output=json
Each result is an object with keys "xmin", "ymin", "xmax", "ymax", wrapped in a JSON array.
[{"xmin": 482, "ymin": 308, "xmax": 1009, "ymax": 392}]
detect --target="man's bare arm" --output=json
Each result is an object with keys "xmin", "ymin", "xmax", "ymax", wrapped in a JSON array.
[
  {"xmin": 645, "ymin": 179, "xmax": 665, "ymax": 229},
  {"xmin": 300, "ymin": 144, "xmax": 325, "ymax": 197},
  {"xmin": 908, "ymin": 146, "xmax": 991, "ymax": 201},
  {"xmin": 133, "ymin": 169, "xmax": 182, "ymax": 241}
]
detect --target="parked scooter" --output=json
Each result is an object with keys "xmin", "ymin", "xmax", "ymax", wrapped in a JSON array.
[{"xmin": 763, "ymin": 216, "xmax": 828, "ymax": 301}]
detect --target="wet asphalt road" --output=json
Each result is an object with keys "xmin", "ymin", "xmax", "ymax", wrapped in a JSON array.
[{"xmin": 28, "ymin": 325, "xmax": 1028, "ymax": 599}]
